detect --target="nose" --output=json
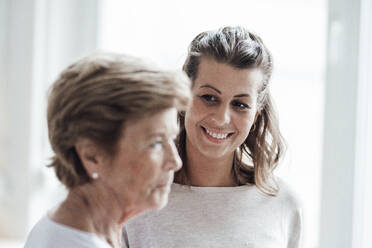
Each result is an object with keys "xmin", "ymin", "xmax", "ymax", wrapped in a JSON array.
[
  {"xmin": 212, "ymin": 104, "xmax": 231, "ymax": 125},
  {"xmin": 164, "ymin": 140, "xmax": 182, "ymax": 172}
]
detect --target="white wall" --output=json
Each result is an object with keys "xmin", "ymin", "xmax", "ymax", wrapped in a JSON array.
[
  {"xmin": 320, "ymin": 0, "xmax": 372, "ymax": 247},
  {"xmin": 0, "ymin": 0, "xmax": 8, "ymax": 196},
  {"xmin": 356, "ymin": 2, "xmax": 372, "ymax": 247},
  {"xmin": 0, "ymin": 0, "xmax": 37, "ymax": 238},
  {"xmin": 0, "ymin": 0, "xmax": 99, "ymax": 241},
  {"xmin": 0, "ymin": 0, "xmax": 9, "ymax": 236}
]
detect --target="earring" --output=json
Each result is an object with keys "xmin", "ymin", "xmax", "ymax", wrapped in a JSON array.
[{"xmin": 92, "ymin": 172, "xmax": 99, "ymax": 179}]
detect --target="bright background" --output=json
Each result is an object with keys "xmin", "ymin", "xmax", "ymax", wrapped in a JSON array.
[
  {"xmin": 98, "ymin": 1, "xmax": 326, "ymax": 247},
  {"xmin": 0, "ymin": 0, "xmax": 371, "ymax": 248}
]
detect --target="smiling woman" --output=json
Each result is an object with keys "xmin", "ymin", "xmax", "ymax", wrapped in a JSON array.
[{"xmin": 122, "ymin": 26, "xmax": 301, "ymax": 248}]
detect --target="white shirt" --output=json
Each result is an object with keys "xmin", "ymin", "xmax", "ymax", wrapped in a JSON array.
[
  {"xmin": 24, "ymin": 215, "xmax": 112, "ymax": 248},
  {"xmin": 122, "ymin": 179, "xmax": 302, "ymax": 248}
]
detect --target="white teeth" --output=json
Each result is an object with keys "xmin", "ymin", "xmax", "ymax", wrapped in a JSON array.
[{"xmin": 205, "ymin": 129, "xmax": 228, "ymax": 139}]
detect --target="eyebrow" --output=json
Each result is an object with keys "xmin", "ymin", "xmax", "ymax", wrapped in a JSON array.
[
  {"xmin": 200, "ymin": 84, "xmax": 221, "ymax": 94},
  {"xmin": 234, "ymin": 94, "xmax": 250, "ymax": 98},
  {"xmin": 146, "ymin": 129, "xmax": 180, "ymax": 139},
  {"xmin": 199, "ymin": 84, "xmax": 251, "ymax": 98}
]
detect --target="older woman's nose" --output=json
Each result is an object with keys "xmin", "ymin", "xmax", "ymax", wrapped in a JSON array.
[{"xmin": 164, "ymin": 141, "xmax": 182, "ymax": 171}]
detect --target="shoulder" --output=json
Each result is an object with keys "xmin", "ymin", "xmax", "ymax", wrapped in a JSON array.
[
  {"xmin": 275, "ymin": 177, "xmax": 302, "ymax": 210},
  {"xmin": 275, "ymin": 178, "xmax": 303, "ymax": 245},
  {"xmin": 25, "ymin": 215, "xmax": 111, "ymax": 248},
  {"xmin": 276, "ymin": 177, "xmax": 301, "ymax": 206},
  {"xmin": 24, "ymin": 215, "xmax": 56, "ymax": 248},
  {"xmin": 274, "ymin": 177, "xmax": 303, "ymax": 232}
]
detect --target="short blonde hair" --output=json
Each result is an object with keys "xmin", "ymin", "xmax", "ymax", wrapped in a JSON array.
[{"xmin": 47, "ymin": 52, "xmax": 191, "ymax": 189}]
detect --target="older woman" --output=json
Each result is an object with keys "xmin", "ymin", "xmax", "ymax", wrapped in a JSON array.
[
  {"xmin": 24, "ymin": 52, "xmax": 191, "ymax": 248},
  {"xmin": 122, "ymin": 26, "xmax": 302, "ymax": 247}
]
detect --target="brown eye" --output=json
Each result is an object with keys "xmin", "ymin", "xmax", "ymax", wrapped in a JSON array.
[
  {"xmin": 231, "ymin": 100, "xmax": 250, "ymax": 110},
  {"xmin": 200, "ymin": 94, "xmax": 218, "ymax": 102}
]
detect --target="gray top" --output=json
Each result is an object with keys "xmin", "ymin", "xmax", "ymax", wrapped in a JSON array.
[{"xmin": 122, "ymin": 179, "xmax": 302, "ymax": 248}]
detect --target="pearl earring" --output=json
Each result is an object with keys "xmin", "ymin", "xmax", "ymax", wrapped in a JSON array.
[{"xmin": 92, "ymin": 172, "xmax": 99, "ymax": 179}]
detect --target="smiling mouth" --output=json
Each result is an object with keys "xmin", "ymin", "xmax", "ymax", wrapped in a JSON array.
[{"xmin": 201, "ymin": 126, "xmax": 234, "ymax": 140}]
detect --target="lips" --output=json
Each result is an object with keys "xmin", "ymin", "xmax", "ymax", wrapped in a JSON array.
[
  {"xmin": 156, "ymin": 178, "xmax": 172, "ymax": 188},
  {"xmin": 205, "ymin": 129, "xmax": 229, "ymax": 139},
  {"xmin": 201, "ymin": 126, "xmax": 234, "ymax": 142},
  {"xmin": 157, "ymin": 183, "xmax": 169, "ymax": 188}
]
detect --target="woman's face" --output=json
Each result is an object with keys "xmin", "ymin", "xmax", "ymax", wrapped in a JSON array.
[
  {"xmin": 184, "ymin": 57, "xmax": 263, "ymax": 160},
  {"xmin": 102, "ymin": 108, "xmax": 181, "ymax": 211}
]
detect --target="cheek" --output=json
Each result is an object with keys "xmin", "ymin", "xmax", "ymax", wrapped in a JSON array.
[
  {"xmin": 135, "ymin": 153, "xmax": 163, "ymax": 183},
  {"xmin": 119, "ymin": 158, "xmax": 158, "ymax": 188},
  {"xmin": 185, "ymin": 99, "xmax": 208, "ymax": 126},
  {"xmin": 234, "ymin": 112, "xmax": 256, "ymax": 137},
  {"xmin": 184, "ymin": 106, "xmax": 197, "ymax": 132}
]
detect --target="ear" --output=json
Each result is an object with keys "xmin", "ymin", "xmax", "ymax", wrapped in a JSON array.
[{"xmin": 75, "ymin": 138, "xmax": 105, "ymax": 177}]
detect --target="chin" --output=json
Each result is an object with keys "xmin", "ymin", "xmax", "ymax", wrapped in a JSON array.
[
  {"xmin": 199, "ymin": 146, "xmax": 231, "ymax": 159},
  {"xmin": 149, "ymin": 192, "xmax": 169, "ymax": 210},
  {"xmin": 154, "ymin": 195, "xmax": 169, "ymax": 210},
  {"xmin": 154, "ymin": 199, "xmax": 168, "ymax": 210}
]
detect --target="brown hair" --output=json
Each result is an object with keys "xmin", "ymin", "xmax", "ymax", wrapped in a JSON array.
[
  {"xmin": 47, "ymin": 52, "xmax": 191, "ymax": 189},
  {"xmin": 176, "ymin": 26, "xmax": 285, "ymax": 196}
]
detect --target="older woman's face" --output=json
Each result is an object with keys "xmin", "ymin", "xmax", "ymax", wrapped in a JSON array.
[{"xmin": 102, "ymin": 108, "xmax": 181, "ymax": 211}]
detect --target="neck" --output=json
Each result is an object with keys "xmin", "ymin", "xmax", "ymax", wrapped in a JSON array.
[
  {"xmin": 185, "ymin": 138, "xmax": 236, "ymax": 187},
  {"xmin": 50, "ymin": 181, "xmax": 140, "ymax": 248}
]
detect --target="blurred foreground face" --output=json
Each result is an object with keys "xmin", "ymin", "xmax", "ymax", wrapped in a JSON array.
[{"xmin": 102, "ymin": 108, "xmax": 182, "ymax": 211}]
